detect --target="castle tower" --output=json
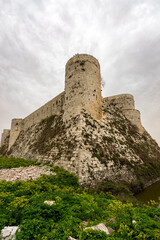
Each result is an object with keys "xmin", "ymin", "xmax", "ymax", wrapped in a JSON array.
[
  {"xmin": 63, "ymin": 54, "xmax": 103, "ymax": 121},
  {"xmin": 1, "ymin": 129, "xmax": 10, "ymax": 147},
  {"xmin": 9, "ymin": 118, "xmax": 22, "ymax": 149},
  {"xmin": 104, "ymin": 94, "xmax": 144, "ymax": 134}
]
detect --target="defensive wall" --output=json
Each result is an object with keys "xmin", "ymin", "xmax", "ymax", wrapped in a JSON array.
[
  {"xmin": 1, "ymin": 129, "xmax": 10, "ymax": 147},
  {"xmin": 104, "ymin": 94, "xmax": 143, "ymax": 134},
  {"xmin": 8, "ymin": 119, "xmax": 22, "ymax": 149},
  {"xmin": 22, "ymin": 91, "xmax": 65, "ymax": 130},
  {"xmin": 1, "ymin": 54, "xmax": 144, "ymax": 150},
  {"xmin": 7, "ymin": 91, "xmax": 65, "ymax": 149}
]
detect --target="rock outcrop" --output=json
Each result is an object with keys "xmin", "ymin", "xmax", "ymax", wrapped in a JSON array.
[
  {"xmin": 0, "ymin": 166, "xmax": 56, "ymax": 182},
  {"xmin": 84, "ymin": 223, "xmax": 114, "ymax": 234},
  {"xmin": 3, "ymin": 106, "xmax": 160, "ymax": 193},
  {"xmin": 0, "ymin": 226, "xmax": 19, "ymax": 240}
]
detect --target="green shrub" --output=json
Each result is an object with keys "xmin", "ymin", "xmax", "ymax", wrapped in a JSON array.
[
  {"xmin": 0, "ymin": 157, "xmax": 39, "ymax": 169},
  {"xmin": 0, "ymin": 162, "xmax": 160, "ymax": 239},
  {"xmin": 79, "ymin": 229, "xmax": 108, "ymax": 239}
]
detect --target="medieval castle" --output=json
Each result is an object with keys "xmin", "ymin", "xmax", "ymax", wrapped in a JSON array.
[{"xmin": 1, "ymin": 54, "xmax": 143, "ymax": 150}]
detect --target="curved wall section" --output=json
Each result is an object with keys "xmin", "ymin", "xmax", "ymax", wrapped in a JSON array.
[
  {"xmin": 104, "ymin": 94, "xmax": 143, "ymax": 134},
  {"xmin": 63, "ymin": 54, "xmax": 103, "ymax": 121},
  {"xmin": 104, "ymin": 94, "xmax": 135, "ymax": 110}
]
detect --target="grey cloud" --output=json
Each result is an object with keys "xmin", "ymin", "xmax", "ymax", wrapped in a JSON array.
[{"xmin": 0, "ymin": 0, "xmax": 160, "ymax": 145}]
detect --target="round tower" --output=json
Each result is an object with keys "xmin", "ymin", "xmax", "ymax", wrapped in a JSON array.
[
  {"xmin": 104, "ymin": 94, "xmax": 143, "ymax": 134},
  {"xmin": 104, "ymin": 94, "xmax": 135, "ymax": 110},
  {"xmin": 63, "ymin": 54, "xmax": 103, "ymax": 121}
]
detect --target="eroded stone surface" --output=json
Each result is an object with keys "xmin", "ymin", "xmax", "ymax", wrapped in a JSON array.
[
  {"xmin": 44, "ymin": 200, "xmax": 56, "ymax": 206},
  {"xmin": 3, "ymin": 105, "xmax": 160, "ymax": 189},
  {"xmin": 84, "ymin": 223, "xmax": 114, "ymax": 235},
  {"xmin": 0, "ymin": 226, "xmax": 19, "ymax": 240},
  {"xmin": 0, "ymin": 166, "xmax": 56, "ymax": 182},
  {"xmin": 68, "ymin": 237, "xmax": 77, "ymax": 240}
]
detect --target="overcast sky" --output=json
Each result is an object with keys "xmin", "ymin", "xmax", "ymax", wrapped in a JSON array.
[{"xmin": 0, "ymin": 0, "xmax": 160, "ymax": 145}]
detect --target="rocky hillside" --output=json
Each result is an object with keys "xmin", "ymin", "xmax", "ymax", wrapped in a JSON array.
[{"xmin": 1, "ymin": 105, "xmax": 160, "ymax": 195}]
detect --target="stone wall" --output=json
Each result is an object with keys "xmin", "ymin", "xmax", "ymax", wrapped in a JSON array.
[
  {"xmin": 63, "ymin": 54, "xmax": 103, "ymax": 121},
  {"xmin": 1, "ymin": 129, "xmax": 10, "ymax": 147},
  {"xmin": 8, "ymin": 92, "xmax": 65, "ymax": 149},
  {"xmin": 123, "ymin": 109, "xmax": 143, "ymax": 134},
  {"xmin": 104, "ymin": 94, "xmax": 135, "ymax": 110},
  {"xmin": 9, "ymin": 119, "xmax": 22, "ymax": 150},
  {"xmin": 1, "ymin": 55, "xmax": 145, "ymax": 150},
  {"xmin": 22, "ymin": 91, "xmax": 65, "ymax": 130},
  {"xmin": 104, "ymin": 94, "xmax": 143, "ymax": 133}
]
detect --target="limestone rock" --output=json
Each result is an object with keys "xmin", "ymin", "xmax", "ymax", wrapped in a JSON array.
[
  {"xmin": 79, "ymin": 221, "xmax": 88, "ymax": 229},
  {"xmin": 0, "ymin": 166, "xmax": 56, "ymax": 182},
  {"xmin": 0, "ymin": 226, "xmax": 19, "ymax": 240},
  {"xmin": 84, "ymin": 223, "xmax": 114, "ymax": 235},
  {"xmin": 68, "ymin": 237, "xmax": 77, "ymax": 240},
  {"xmin": 82, "ymin": 221, "xmax": 88, "ymax": 226},
  {"xmin": 44, "ymin": 200, "xmax": 56, "ymax": 206}
]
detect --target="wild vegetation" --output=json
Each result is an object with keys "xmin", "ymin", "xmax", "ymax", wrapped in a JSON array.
[
  {"xmin": 0, "ymin": 157, "xmax": 39, "ymax": 169},
  {"xmin": 0, "ymin": 158, "xmax": 160, "ymax": 239}
]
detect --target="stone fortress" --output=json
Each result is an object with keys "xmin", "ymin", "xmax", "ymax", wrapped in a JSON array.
[{"xmin": 1, "ymin": 54, "xmax": 143, "ymax": 149}]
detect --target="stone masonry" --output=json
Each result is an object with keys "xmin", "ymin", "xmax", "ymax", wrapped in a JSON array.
[
  {"xmin": 0, "ymin": 165, "xmax": 56, "ymax": 182},
  {"xmin": 104, "ymin": 94, "xmax": 144, "ymax": 134},
  {"xmin": 1, "ymin": 54, "xmax": 143, "ymax": 149},
  {"xmin": 63, "ymin": 54, "xmax": 103, "ymax": 121},
  {"xmin": 1, "ymin": 129, "xmax": 10, "ymax": 147}
]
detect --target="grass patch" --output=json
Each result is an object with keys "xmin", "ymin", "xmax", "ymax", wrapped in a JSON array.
[{"xmin": 0, "ymin": 157, "xmax": 39, "ymax": 169}]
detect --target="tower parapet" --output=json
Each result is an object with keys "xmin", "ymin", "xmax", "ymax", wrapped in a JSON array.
[{"xmin": 63, "ymin": 54, "xmax": 103, "ymax": 121}]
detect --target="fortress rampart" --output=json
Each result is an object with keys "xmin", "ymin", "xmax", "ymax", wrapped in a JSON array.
[
  {"xmin": 22, "ymin": 91, "xmax": 65, "ymax": 130},
  {"xmin": 8, "ymin": 92, "xmax": 65, "ymax": 149},
  {"xmin": 104, "ymin": 94, "xmax": 143, "ymax": 133},
  {"xmin": 9, "ymin": 119, "xmax": 22, "ymax": 150},
  {"xmin": 104, "ymin": 94, "xmax": 135, "ymax": 110},
  {"xmin": 1, "ymin": 54, "xmax": 144, "ymax": 150},
  {"xmin": 1, "ymin": 129, "xmax": 10, "ymax": 147}
]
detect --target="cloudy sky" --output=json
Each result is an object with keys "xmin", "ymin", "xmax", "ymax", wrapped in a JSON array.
[{"xmin": 0, "ymin": 0, "xmax": 160, "ymax": 145}]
